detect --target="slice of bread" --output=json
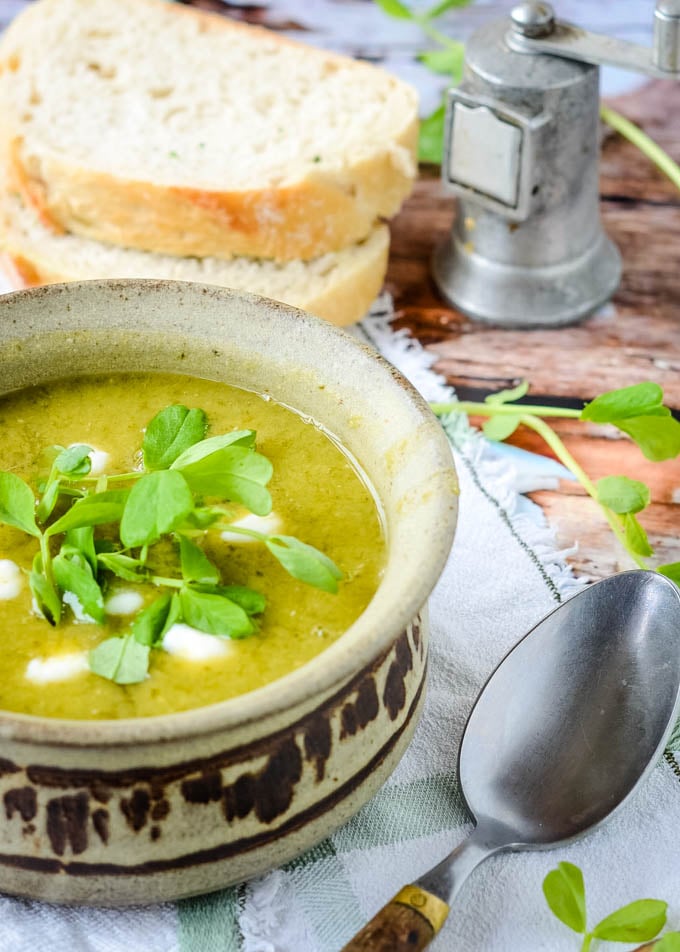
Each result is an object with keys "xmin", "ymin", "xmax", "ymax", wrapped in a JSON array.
[
  {"xmin": 0, "ymin": 187, "xmax": 389, "ymax": 326},
  {"xmin": 0, "ymin": 0, "xmax": 418, "ymax": 262}
]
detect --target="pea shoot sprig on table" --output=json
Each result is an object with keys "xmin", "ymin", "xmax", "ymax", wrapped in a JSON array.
[
  {"xmin": 544, "ymin": 861, "xmax": 680, "ymax": 951},
  {"xmin": 431, "ymin": 381, "xmax": 680, "ymax": 579},
  {"xmin": 0, "ymin": 405, "xmax": 342, "ymax": 685}
]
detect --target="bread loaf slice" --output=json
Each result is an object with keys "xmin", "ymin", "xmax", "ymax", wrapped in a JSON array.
[
  {"xmin": 0, "ymin": 188, "xmax": 389, "ymax": 326},
  {"xmin": 0, "ymin": 0, "xmax": 417, "ymax": 262}
]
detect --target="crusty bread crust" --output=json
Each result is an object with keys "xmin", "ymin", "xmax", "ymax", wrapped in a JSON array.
[
  {"xmin": 0, "ymin": 0, "xmax": 418, "ymax": 262},
  {"xmin": 0, "ymin": 189, "xmax": 390, "ymax": 326}
]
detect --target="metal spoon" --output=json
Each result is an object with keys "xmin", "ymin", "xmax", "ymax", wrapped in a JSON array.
[{"xmin": 342, "ymin": 570, "xmax": 680, "ymax": 951}]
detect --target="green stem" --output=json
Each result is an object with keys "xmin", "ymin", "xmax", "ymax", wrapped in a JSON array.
[
  {"xmin": 39, "ymin": 534, "xmax": 53, "ymax": 584},
  {"xmin": 519, "ymin": 414, "xmax": 646, "ymax": 568},
  {"xmin": 217, "ymin": 524, "xmax": 266, "ymax": 542},
  {"xmin": 601, "ymin": 105, "xmax": 680, "ymax": 193},
  {"xmin": 148, "ymin": 575, "xmax": 184, "ymax": 589},
  {"xmin": 431, "ymin": 401, "xmax": 582, "ymax": 419},
  {"xmin": 580, "ymin": 933, "xmax": 593, "ymax": 952},
  {"xmin": 414, "ymin": 14, "xmax": 462, "ymax": 49}
]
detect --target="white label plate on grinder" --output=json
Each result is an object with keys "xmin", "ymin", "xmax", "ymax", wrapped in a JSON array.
[{"xmin": 449, "ymin": 103, "xmax": 522, "ymax": 207}]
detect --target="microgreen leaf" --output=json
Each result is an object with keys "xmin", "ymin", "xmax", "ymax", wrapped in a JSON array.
[
  {"xmin": 622, "ymin": 513, "xmax": 654, "ymax": 557},
  {"xmin": 592, "ymin": 899, "xmax": 667, "ymax": 941},
  {"xmin": 417, "ymin": 46, "xmax": 464, "ymax": 80},
  {"xmin": 615, "ymin": 416, "xmax": 680, "ymax": 462},
  {"xmin": 66, "ymin": 526, "xmax": 97, "ymax": 575},
  {"xmin": 142, "ymin": 405, "xmax": 207, "ymax": 470},
  {"xmin": 29, "ymin": 552, "xmax": 61, "ymax": 625},
  {"xmin": 55, "ymin": 444, "xmax": 92, "ymax": 478},
  {"xmin": 53, "ymin": 547, "xmax": 105, "ymax": 624},
  {"xmin": 658, "ymin": 562, "xmax": 680, "ymax": 584},
  {"xmin": 131, "ymin": 594, "xmax": 173, "ymax": 647},
  {"xmin": 89, "ymin": 634, "xmax": 150, "ymax": 684},
  {"xmin": 265, "ymin": 535, "xmax": 342, "ymax": 593},
  {"xmin": 97, "ymin": 551, "xmax": 146, "ymax": 583},
  {"xmin": 419, "ymin": 103, "xmax": 446, "ymax": 164},
  {"xmin": 656, "ymin": 933, "xmax": 680, "ymax": 950},
  {"xmin": 595, "ymin": 476, "xmax": 650, "ymax": 514},
  {"xmin": 0, "ymin": 471, "xmax": 41, "ymax": 537},
  {"xmin": 542, "ymin": 862, "xmax": 587, "ymax": 934},
  {"xmin": 170, "ymin": 430, "xmax": 256, "ymax": 469},
  {"xmin": 374, "ymin": 0, "xmax": 413, "ymax": 18},
  {"xmin": 178, "ymin": 534, "xmax": 220, "ymax": 584},
  {"xmin": 120, "ymin": 471, "xmax": 194, "ymax": 547},
  {"xmin": 174, "ymin": 446, "xmax": 273, "ymax": 516},
  {"xmin": 426, "ymin": 0, "xmax": 472, "ymax": 16},
  {"xmin": 483, "ymin": 415, "xmax": 521, "ymax": 442},
  {"xmin": 581, "ymin": 382, "xmax": 665, "ymax": 422},
  {"xmin": 197, "ymin": 584, "xmax": 266, "ymax": 616},
  {"xmin": 486, "ymin": 380, "xmax": 530, "ymax": 405},
  {"xmin": 36, "ymin": 478, "xmax": 61, "ymax": 523},
  {"xmin": 46, "ymin": 489, "xmax": 129, "ymax": 536},
  {"xmin": 179, "ymin": 587, "xmax": 254, "ymax": 638}
]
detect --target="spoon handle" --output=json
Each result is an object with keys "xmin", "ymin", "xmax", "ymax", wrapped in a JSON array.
[{"xmin": 338, "ymin": 885, "xmax": 449, "ymax": 951}]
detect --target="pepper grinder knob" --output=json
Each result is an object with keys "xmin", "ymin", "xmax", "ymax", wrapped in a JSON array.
[
  {"xmin": 654, "ymin": 0, "xmax": 680, "ymax": 72},
  {"xmin": 510, "ymin": 2, "xmax": 555, "ymax": 38}
]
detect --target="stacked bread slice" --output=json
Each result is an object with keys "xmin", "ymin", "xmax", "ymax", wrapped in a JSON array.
[{"xmin": 0, "ymin": 0, "xmax": 419, "ymax": 323}]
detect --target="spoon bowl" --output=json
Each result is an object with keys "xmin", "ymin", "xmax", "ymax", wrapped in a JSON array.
[{"xmin": 343, "ymin": 571, "xmax": 680, "ymax": 951}]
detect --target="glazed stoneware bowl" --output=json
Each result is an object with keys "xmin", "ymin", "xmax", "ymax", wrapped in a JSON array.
[{"xmin": 0, "ymin": 279, "xmax": 458, "ymax": 905}]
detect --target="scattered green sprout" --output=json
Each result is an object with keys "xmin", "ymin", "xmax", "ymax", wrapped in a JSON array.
[
  {"xmin": 430, "ymin": 381, "xmax": 680, "ymax": 577},
  {"xmin": 543, "ymin": 861, "xmax": 680, "ymax": 951}
]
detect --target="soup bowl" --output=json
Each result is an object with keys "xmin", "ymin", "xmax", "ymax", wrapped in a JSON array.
[{"xmin": 0, "ymin": 279, "xmax": 457, "ymax": 905}]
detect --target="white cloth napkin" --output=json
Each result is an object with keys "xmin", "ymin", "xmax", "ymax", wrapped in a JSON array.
[{"xmin": 0, "ymin": 295, "xmax": 678, "ymax": 951}]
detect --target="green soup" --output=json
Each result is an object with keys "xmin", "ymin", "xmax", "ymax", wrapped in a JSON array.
[{"xmin": 0, "ymin": 373, "xmax": 385, "ymax": 719}]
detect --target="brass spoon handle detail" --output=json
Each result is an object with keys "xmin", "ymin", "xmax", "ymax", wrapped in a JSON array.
[{"xmin": 340, "ymin": 885, "xmax": 449, "ymax": 951}]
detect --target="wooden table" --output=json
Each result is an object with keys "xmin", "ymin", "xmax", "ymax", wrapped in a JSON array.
[{"xmin": 5, "ymin": 0, "xmax": 678, "ymax": 582}]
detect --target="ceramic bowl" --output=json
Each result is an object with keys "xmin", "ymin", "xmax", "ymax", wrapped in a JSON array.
[{"xmin": 0, "ymin": 279, "xmax": 458, "ymax": 905}]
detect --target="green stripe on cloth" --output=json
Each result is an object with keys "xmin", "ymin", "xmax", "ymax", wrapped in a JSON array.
[
  {"xmin": 177, "ymin": 885, "xmax": 242, "ymax": 952},
  {"xmin": 333, "ymin": 771, "xmax": 468, "ymax": 853}
]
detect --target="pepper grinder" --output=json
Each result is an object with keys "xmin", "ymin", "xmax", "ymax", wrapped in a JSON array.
[{"xmin": 433, "ymin": 1, "xmax": 680, "ymax": 327}]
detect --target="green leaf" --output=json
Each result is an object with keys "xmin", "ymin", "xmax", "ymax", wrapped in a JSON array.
[
  {"xmin": 178, "ymin": 534, "xmax": 220, "ymax": 584},
  {"xmin": 615, "ymin": 416, "xmax": 680, "ymax": 462},
  {"xmin": 179, "ymin": 588, "xmax": 253, "ymax": 638},
  {"xmin": 542, "ymin": 862, "xmax": 587, "ymax": 934},
  {"xmin": 174, "ymin": 445, "xmax": 273, "ymax": 516},
  {"xmin": 120, "ymin": 470, "xmax": 194, "ymax": 547},
  {"xmin": 265, "ymin": 535, "xmax": 342, "ymax": 593},
  {"xmin": 66, "ymin": 526, "xmax": 97, "ymax": 575},
  {"xmin": 131, "ymin": 594, "xmax": 173, "ymax": 647},
  {"xmin": 197, "ymin": 583, "xmax": 266, "ymax": 617},
  {"xmin": 418, "ymin": 103, "xmax": 446, "ymax": 165},
  {"xmin": 89, "ymin": 634, "xmax": 150, "ymax": 684},
  {"xmin": 483, "ymin": 415, "xmax": 521, "ymax": 442},
  {"xmin": 595, "ymin": 475, "xmax": 650, "ymax": 514},
  {"xmin": 36, "ymin": 477, "xmax": 61, "ymax": 523},
  {"xmin": 623, "ymin": 512, "xmax": 654, "ymax": 557},
  {"xmin": 486, "ymin": 381, "xmax": 530, "ymax": 405},
  {"xmin": 374, "ymin": 0, "xmax": 413, "ymax": 19},
  {"xmin": 97, "ymin": 551, "xmax": 146, "ymax": 582},
  {"xmin": 592, "ymin": 899, "xmax": 667, "ymax": 942},
  {"xmin": 417, "ymin": 46, "xmax": 465, "ymax": 81},
  {"xmin": 29, "ymin": 552, "xmax": 61, "ymax": 625},
  {"xmin": 55, "ymin": 444, "xmax": 92, "ymax": 478},
  {"xmin": 47, "ymin": 489, "xmax": 129, "ymax": 536},
  {"xmin": 658, "ymin": 562, "xmax": 680, "ymax": 585},
  {"xmin": 53, "ymin": 548, "xmax": 105, "ymax": 624},
  {"xmin": 170, "ymin": 430, "xmax": 256, "ymax": 469},
  {"xmin": 0, "ymin": 471, "xmax": 40, "ymax": 537},
  {"xmin": 581, "ymin": 382, "xmax": 665, "ymax": 422},
  {"xmin": 142, "ymin": 405, "xmax": 207, "ymax": 470},
  {"xmin": 425, "ymin": 0, "xmax": 472, "ymax": 15},
  {"xmin": 655, "ymin": 933, "xmax": 680, "ymax": 951}
]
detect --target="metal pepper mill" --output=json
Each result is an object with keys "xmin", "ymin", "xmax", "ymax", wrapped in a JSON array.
[{"xmin": 433, "ymin": 0, "xmax": 680, "ymax": 327}]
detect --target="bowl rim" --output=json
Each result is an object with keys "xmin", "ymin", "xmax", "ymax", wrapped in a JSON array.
[{"xmin": 0, "ymin": 279, "xmax": 458, "ymax": 746}]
